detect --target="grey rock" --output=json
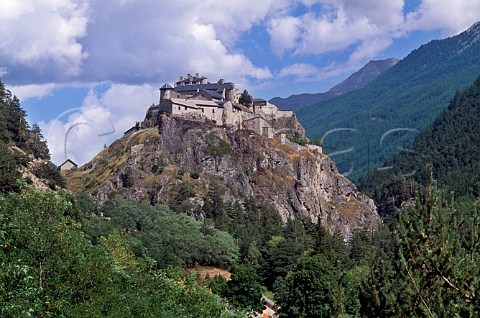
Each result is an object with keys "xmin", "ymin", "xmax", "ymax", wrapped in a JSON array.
[{"xmin": 69, "ymin": 116, "xmax": 381, "ymax": 239}]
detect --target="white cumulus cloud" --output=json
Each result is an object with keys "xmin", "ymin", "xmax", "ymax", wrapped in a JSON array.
[
  {"xmin": 268, "ymin": 0, "xmax": 405, "ymax": 57},
  {"xmin": 2, "ymin": 0, "xmax": 480, "ymax": 90},
  {"xmin": 406, "ymin": 0, "xmax": 480, "ymax": 35},
  {"xmin": 40, "ymin": 83, "xmax": 157, "ymax": 165},
  {"xmin": 77, "ymin": 0, "xmax": 278, "ymax": 86},
  {"xmin": 0, "ymin": 0, "xmax": 89, "ymax": 81},
  {"xmin": 268, "ymin": 0, "xmax": 480, "ymax": 84},
  {"xmin": 268, "ymin": 16, "xmax": 302, "ymax": 55},
  {"xmin": 6, "ymin": 83, "xmax": 56, "ymax": 100},
  {"xmin": 2, "ymin": 0, "xmax": 282, "ymax": 87},
  {"xmin": 277, "ymin": 63, "xmax": 323, "ymax": 82},
  {"xmin": 266, "ymin": 0, "xmax": 406, "ymax": 82}
]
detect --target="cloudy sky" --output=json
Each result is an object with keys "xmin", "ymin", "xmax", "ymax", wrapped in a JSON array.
[{"xmin": 1, "ymin": 0, "xmax": 480, "ymax": 165}]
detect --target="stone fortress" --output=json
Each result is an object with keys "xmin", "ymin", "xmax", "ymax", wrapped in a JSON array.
[{"xmin": 128, "ymin": 73, "xmax": 321, "ymax": 153}]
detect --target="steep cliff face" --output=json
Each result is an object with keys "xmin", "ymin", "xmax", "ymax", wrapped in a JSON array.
[{"xmin": 65, "ymin": 115, "xmax": 380, "ymax": 238}]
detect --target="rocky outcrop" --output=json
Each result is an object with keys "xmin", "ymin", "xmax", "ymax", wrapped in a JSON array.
[{"xmin": 65, "ymin": 115, "xmax": 380, "ymax": 238}]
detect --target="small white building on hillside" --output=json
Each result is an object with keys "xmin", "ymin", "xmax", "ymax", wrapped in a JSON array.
[{"xmin": 60, "ymin": 159, "xmax": 78, "ymax": 171}]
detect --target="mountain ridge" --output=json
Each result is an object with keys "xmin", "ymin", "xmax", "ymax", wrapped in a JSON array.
[
  {"xmin": 269, "ymin": 58, "xmax": 399, "ymax": 111},
  {"xmin": 297, "ymin": 21, "xmax": 480, "ymax": 178}
]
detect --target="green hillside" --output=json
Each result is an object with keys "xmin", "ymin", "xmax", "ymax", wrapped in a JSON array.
[{"xmin": 297, "ymin": 22, "xmax": 480, "ymax": 178}]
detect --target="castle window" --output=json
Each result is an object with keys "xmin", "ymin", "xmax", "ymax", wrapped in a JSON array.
[
  {"xmin": 185, "ymin": 107, "xmax": 187, "ymax": 110},
  {"xmin": 178, "ymin": 107, "xmax": 181, "ymax": 110},
  {"xmin": 202, "ymin": 108, "xmax": 204, "ymax": 113},
  {"xmin": 212, "ymin": 109, "xmax": 215, "ymax": 113}
]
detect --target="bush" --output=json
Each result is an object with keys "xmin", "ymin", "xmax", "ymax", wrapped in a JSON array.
[{"xmin": 190, "ymin": 171, "xmax": 200, "ymax": 179}]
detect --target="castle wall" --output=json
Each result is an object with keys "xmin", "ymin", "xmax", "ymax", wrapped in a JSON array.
[
  {"xmin": 307, "ymin": 144, "xmax": 323, "ymax": 154},
  {"xmin": 254, "ymin": 102, "xmax": 278, "ymax": 116},
  {"xmin": 275, "ymin": 133, "xmax": 287, "ymax": 144},
  {"xmin": 160, "ymin": 90, "xmax": 184, "ymax": 102},
  {"xmin": 274, "ymin": 110, "xmax": 294, "ymax": 118},
  {"xmin": 159, "ymin": 100, "xmax": 173, "ymax": 114},
  {"xmin": 170, "ymin": 99, "xmax": 224, "ymax": 123},
  {"xmin": 154, "ymin": 76, "xmax": 301, "ymax": 140},
  {"xmin": 254, "ymin": 102, "xmax": 294, "ymax": 120},
  {"xmin": 222, "ymin": 102, "xmax": 244, "ymax": 128},
  {"xmin": 160, "ymin": 89, "xmax": 170, "ymax": 100},
  {"xmin": 243, "ymin": 116, "xmax": 272, "ymax": 136},
  {"xmin": 201, "ymin": 105, "xmax": 224, "ymax": 123}
]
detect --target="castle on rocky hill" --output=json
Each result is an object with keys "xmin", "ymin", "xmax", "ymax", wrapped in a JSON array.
[{"xmin": 126, "ymin": 73, "xmax": 320, "ymax": 152}]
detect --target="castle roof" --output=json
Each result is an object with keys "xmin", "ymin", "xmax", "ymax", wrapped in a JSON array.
[
  {"xmin": 173, "ymin": 82, "xmax": 235, "ymax": 93},
  {"xmin": 176, "ymin": 76, "xmax": 207, "ymax": 86},
  {"xmin": 253, "ymin": 98, "xmax": 267, "ymax": 106},
  {"xmin": 235, "ymin": 104, "xmax": 253, "ymax": 113},
  {"xmin": 190, "ymin": 89, "xmax": 224, "ymax": 101},
  {"xmin": 203, "ymin": 89, "xmax": 224, "ymax": 100},
  {"xmin": 171, "ymin": 98, "xmax": 221, "ymax": 109},
  {"xmin": 160, "ymin": 83, "xmax": 173, "ymax": 89}
]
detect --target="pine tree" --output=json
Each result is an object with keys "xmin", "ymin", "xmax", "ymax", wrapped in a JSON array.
[
  {"xmin": 3, "ymin": 94, "xmax": 29, "ymax": 147},
  {"xmin": 364, "ymin": 178, "xmax": 480, "ymax": 316},
  {"xmin": 226, "ymin": 264, "xmax": 263, "ymax": 313},
  {"xmin": 239, "ymin": 89, "xmax": 252, "ymax": 107},
  {"xmin": 0, "ymin": 141, "xmax": 21, "ymax": 193},
  {"xmin": 276, "ymin": 254, "xmax": 336, "ymax": 317},
  {"xmin": 28, "ymin": 123, "xmax": 50, "ymax": 160}
]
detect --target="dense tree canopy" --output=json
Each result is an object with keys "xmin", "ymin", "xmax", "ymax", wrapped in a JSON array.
[
  {"xmin": 81, "ymin": 197, "xmax": 239, "ymax": 269},
  {"xmin": 225, "ymin": 264, "xmax": 264, "ymax": 313},
  {"xmin": 276, "ymin": 254, "xmax": 337, "ymax": 317},
  {"xmin": 0, "ymin": 185, "xmax": 243, "ymax": 317}
]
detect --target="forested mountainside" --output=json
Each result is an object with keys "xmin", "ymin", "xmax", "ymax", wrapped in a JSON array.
[
  {"xmin": 270, "ymin": 58, "xmax": 398, "ymax": 111},
  {"xmin": 297, "ymin": 22, "xmax": 480, "ymax": 178},
  {"xmin": 0, "ymin": 80, "xmax": 64, "ymax": 192},
  {"xmin": 359, "ymin": 75, "xmax": 480, "ymax": 215},
  {"xmin": 343, "ymin": 76, "xmax": 480, "ymax": 316}
]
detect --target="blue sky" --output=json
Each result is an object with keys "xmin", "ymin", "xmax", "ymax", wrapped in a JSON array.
[{"xmin": 1, "ymin": 0, "xmax": 479, "ymax": 165}]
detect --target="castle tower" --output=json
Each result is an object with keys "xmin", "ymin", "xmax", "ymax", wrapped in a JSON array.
[
  {"xmin": 159, "ymin": 83, "xmax": 173, "ymax": 101},
  {"xmin": 225, "ymin": 85, "xmax": 239, "ymax": 104}
]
